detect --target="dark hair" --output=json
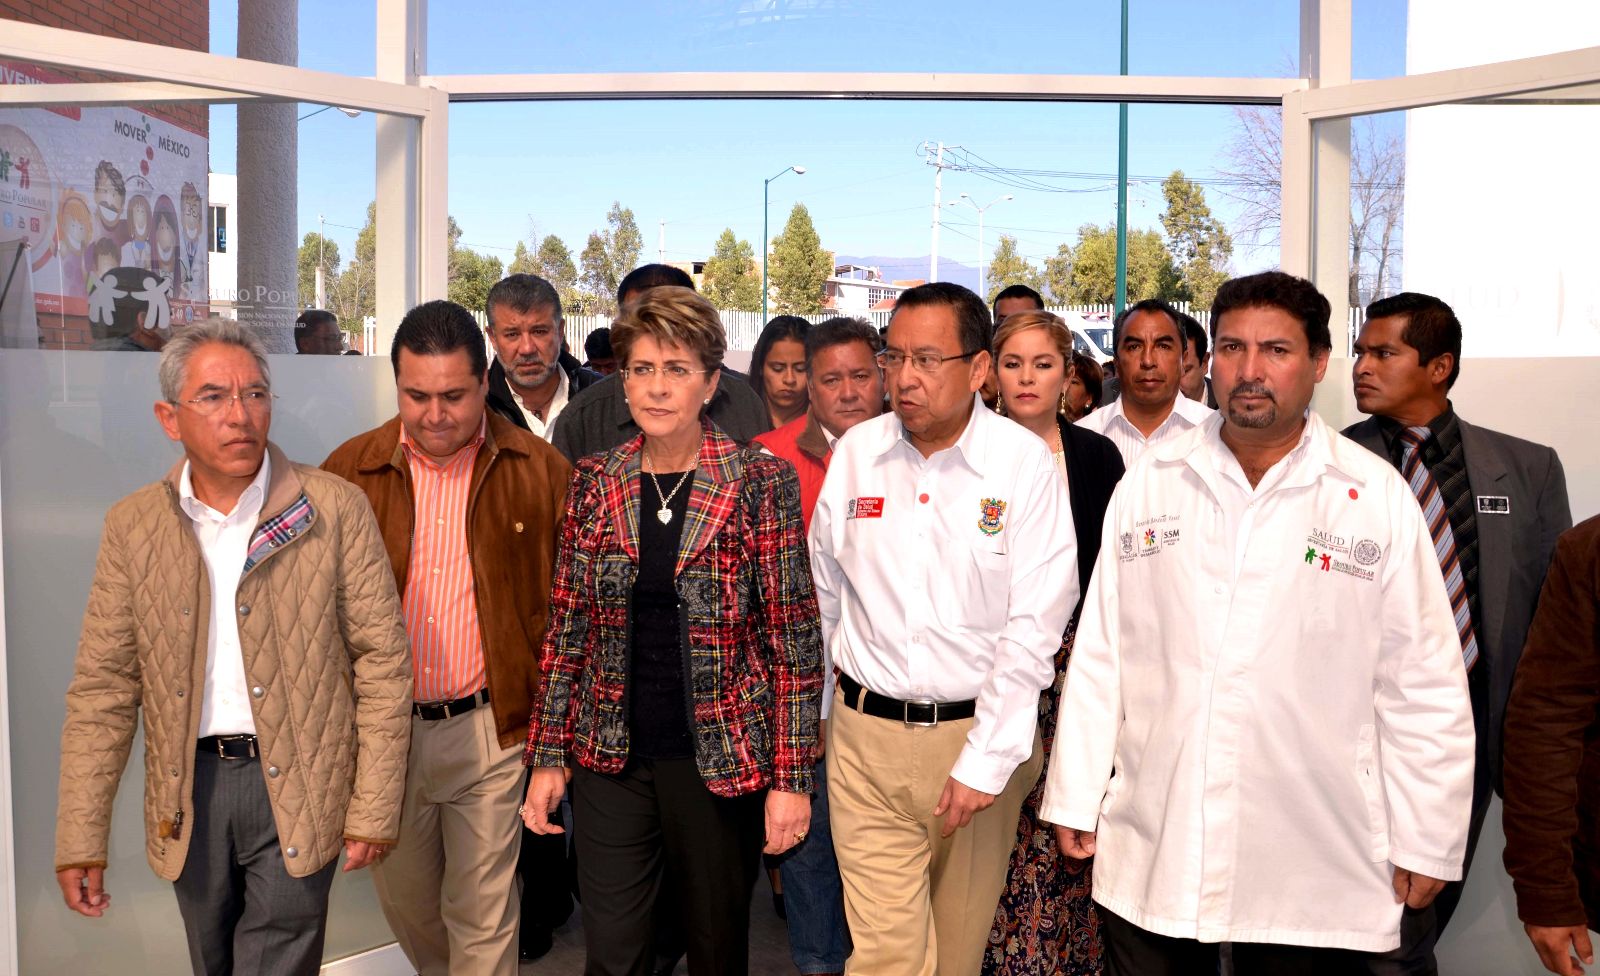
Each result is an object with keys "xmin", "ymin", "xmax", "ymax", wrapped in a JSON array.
[
  {"xmin": 1178, "ymin": 312, "xmax": 1208, "ymax": 359},
  {"xmin": 294, "ymin": 309, "xmax": 337, "ymax": 351},
  {"xmin": 804, "ymin": 316, "xmax": 882, "ymax": 368},
  {"xmin": 485, "ymin": 273, "xmax": 563, "ymax": 329},
  {"xmin": 1070, "ymin": 352, "xmax": 1104, "ymax": 408},
  {"xmin": 1112, "ymin": 298, "xmax": 1186, "ymax": 352},
  {"xmin": 992, "ymin": 284, "xmax": 1044, "ymax": 316},
  {"xmin": 584, "ymin": 326, "xmax": 613, "ymax": 361},
  {"xmin": 616, "ymin": 263, "xmax": 694, "ymax": 307},
  {"xmin": 390, "ymin": 299, "xmax": 488, "ymax": 378},
  {"xmin": 1365, "ymin": 292, "xmax": 1463, "ymax": 389},
  {"xmin": 890, "ymin": 281, "xmax": 991, "ymax": 357},
  {"xmin": 749, "ymin": 315, "xmax": 811, "ymax": 403},
  {"xmin": 94, "ymin": 160, "xmax": 125, "ymax": 198},
  {"xmin": 1211, "ymin": 271, "xmax": 1332, "ymax": 354}
]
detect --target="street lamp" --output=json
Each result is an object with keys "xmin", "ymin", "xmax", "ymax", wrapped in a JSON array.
[
  {"xmin": 947, "ymin": 192, "xmax": 1013, "ymax": 301},
  {"xmin": 762, "ymin": 164, "xmax": 806, "ymax": 324}
]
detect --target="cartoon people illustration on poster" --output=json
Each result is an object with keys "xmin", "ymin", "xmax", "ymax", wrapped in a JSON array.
[
  {"xmin": 56, "ymin": 193, "xmax": 93, "ymax": 300},
  {"xmin": 121, "ymin": 193, "xmax": 153, "ymax": 270},
  {"xmin": 92, "ymin": 160, "xmax": 126, "ymax": 251},
  {"xmin": 179, "ymin": 181, "xmax": 203, "ymax": 301},
  {"xmin": 152, "ymin": 196, "xmax": 179, "ymax": 283}
]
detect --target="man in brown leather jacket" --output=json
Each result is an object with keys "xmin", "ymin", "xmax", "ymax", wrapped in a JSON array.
[
  {"xmin": 323, "ymin": 300, "xmax": 571, "ymax": 976},
  {"xmin": 55, "ymin": 318, "xmax": 413, "ymax": 976}
]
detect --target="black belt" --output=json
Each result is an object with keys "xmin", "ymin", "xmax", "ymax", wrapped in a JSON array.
[
  {"xmin": 838, "ymin": 673, "xmax": 976, "ymax": 727},
  {"xmin": 413, "ymin": 688, "xmax": 489, "ymax": 721},
  {"xmin": 197, "ymin": 734, "xmax": 258, "ymax": 760}
]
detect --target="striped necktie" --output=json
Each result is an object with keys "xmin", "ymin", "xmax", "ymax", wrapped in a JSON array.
[{"xmin": 1399, "ymin": 426, "xmax": 1479, "ymax": 671}]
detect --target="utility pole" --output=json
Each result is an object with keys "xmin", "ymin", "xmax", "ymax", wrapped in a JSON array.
[
  {"xmin": 1114, "ymin": 0, "xmax": 1130, "ymax": 315},
  {"xmin": 920, "ymin": 141, "xmax": 955, "ymax": 283}
]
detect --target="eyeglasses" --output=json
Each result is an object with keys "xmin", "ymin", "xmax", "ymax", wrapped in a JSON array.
[
  {"xmin": 622, "ymin": 364, "xmax": 711, "ymax": 384},
  {"xmin": 875, "ymin": 349, "xmax": 981, "ymax": 375},
  {"xmin": 171, "ymin": 391, "xmax": 278, "ymax": 416}
]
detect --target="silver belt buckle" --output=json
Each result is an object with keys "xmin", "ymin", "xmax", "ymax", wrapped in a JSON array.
[{"xmin": 902, "ymin": 699, "xmax": 939, "ymax": 727}]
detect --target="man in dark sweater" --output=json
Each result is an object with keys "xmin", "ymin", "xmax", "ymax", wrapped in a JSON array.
[
  {"xmin": 548, "ymin": 264, "xmax": 768, "ymax": 462},
  {"xmin": 482, "ymin": 274, "xmax": 602, "ymax": 442}
]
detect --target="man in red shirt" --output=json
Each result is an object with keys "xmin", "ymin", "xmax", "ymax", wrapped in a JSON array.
[{"xmin": 753, "ymin": 315, "xmax": 883, "ymax": 976}]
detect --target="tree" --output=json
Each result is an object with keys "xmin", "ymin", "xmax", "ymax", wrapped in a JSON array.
[
  {"xmin": 701, "ymin": 228, "xmax": 762, "ymax": 312},
  {"xmin": 508, "ymin": 240, "xmax": 537, "ymax": 276},
  {"xmin": 328, "ymin": 202, "xmax": 376, "ymax": 331},
  {"xmin": 1061, "ymin": 223, "xmax": 1181, "ymax": 305},
  {"xmin": 985, "ymin": 235, "xmax": 1044, "ymax": 304},
  {"xmin": 1042, "ymin": 243, "xmax": 1073, "ymax": 303},
  {"xmin": 536, "ymin": 234, "xmax": 581, "ymax": 308},
  {"xmin": 578, "ymin": 203, "xmax": 643, "ymax": 313},
  {"xmin": 1159, "ymin": 170, "xmax": 1233, "ymax": 309},
  {"xmin": 1217, "ymin": 106, "xmax": 1405, "ymax": 307},
  {"xmin": 297, "ymin": 231, "xmax": 340, "ymax": 310},
  {"xmin": 768, "ymin": 203, "xmax": 831, "ymax": 314},
  {"xmin": 447, "ymin": 248, "xmax": 504, "ymax": 313}
]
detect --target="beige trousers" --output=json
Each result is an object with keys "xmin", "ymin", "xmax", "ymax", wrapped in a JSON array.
[
  {"xmin": 828, "ymin": 686, "xmax": 1043, "ymax": 976},
  {"xmin": 372, "ymin": 702, "xmax": 523, "ymax": 976}
]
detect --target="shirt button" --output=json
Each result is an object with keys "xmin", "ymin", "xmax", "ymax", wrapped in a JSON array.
[
  {"xmin": 437, "ymin": 518, "xmax": 444, "ymax": 525},
  {"xmin": 912, "ymin": 635, "xmax": 923, "ymax": 644},
  {"xmin": 427, "ymin": 615, "xmax": 435, "ymax": 624},
  {"xmin": 424, "ymin": 667, "xmax": 433, "ymax": 674},
  {"xmin": 251, "ymin": 686, "xmax": 264, "ymax": 698},
  {"xmin": 1214, "ymin": 584, "xmax": 1225, "ymax": 594},
  {"xmin": 919, "ymin": 493, "xmax": 930, "ymax": 504},
  {"xmin": 433, "ymin": 567, "xmax": 441, "ymax": 575}
]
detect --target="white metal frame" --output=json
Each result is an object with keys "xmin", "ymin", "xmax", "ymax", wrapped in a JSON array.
[{"xmin": 4, "ymin": 2, "xmax": 1600, "ymax": 971}]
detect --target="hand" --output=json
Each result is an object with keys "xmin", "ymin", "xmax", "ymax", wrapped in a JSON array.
[
  {"xmin": 342, "ymin": 839, "xmax": 387, "ymax": 872},
  {"xmin": 1525, "ymin": 924, "xmax": 1596, "ymax": 976},
  {"xmin": 1054, "ymin": 825, "xmax": 1097, "ymax": 860},
  {"xmin": 812, "ymin": 719, "xmax": 828, "ymax": 762},
  {"xmin": 521, "ymin": 767, "xmax": 570, "ymax": 835},
  {"xmin": 764, "ymin": 789, "xmax": 811, "ymax": 856},
  {"xmin": 933, "ymin": 777, "xmax": 996, "ymax": 838},
  {"xmin": 57, "ymin": 866, "xmax": 110, "ymax": 917},
  {"xmin": 1390, "ymin": 867, "xmax": 1447, "ymax": 909}
]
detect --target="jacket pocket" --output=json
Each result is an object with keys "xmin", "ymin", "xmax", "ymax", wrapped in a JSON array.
[{"xmin": 1356, "ymin": 724, "xmax": 1390, "ymax": 862}]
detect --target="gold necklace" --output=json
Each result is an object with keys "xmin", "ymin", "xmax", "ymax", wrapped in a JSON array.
[{"xmin": 644, "ymin": 448, "xmax": 695, "ymax": 525}]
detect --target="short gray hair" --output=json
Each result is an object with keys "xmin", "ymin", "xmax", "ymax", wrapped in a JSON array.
[{"xmin": 159, "ymin": 319, "xmax": 272, "ymax": 403}]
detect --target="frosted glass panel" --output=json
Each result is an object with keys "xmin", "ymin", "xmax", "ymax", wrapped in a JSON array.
[{"xmin": 0, "ymin": 347, "xmax": 399, "ymax": 972}]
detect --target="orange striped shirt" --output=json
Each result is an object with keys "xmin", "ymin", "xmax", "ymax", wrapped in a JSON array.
[{"xmin": 400, "ymin": 420, "xmax": 487, "ymax": 702}]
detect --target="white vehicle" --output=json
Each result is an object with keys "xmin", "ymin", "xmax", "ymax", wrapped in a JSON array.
[{"xmin": 1061, "ymin": 311, "xmax": 1116, "ymax": 362}]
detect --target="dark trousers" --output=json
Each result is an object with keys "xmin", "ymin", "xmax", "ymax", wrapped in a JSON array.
[
  {"xmin": 519, "ymin": 769, "xmax": 575, "ymax": 939},
  {"xmin": 172, "ymin": 747, "xmax": 338, "ymax": 976},
  {"xmin": 1100, "ymin": 906, "xmax": 1369, "ymax": 976},
  {"xmin": 572, "ymin": 758, "xmax": 763, "ymax": 976},
  {"xmin": 1364, "ymin": 668, "xmax": 1494, "ymax": 976}
]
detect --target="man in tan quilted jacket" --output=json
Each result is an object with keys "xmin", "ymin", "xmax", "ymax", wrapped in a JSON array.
[{"xmin": 54, "ymin": 318, "xmax": 413, "ymax": 976}]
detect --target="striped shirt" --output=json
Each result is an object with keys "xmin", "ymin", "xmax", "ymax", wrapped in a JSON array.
[
  {"xmin": 400, "ymin": 419, "xmax": 487, "ymax": 702},
  {"xmin": 1077, "ymin": 393, "xmax": 1215, "ymax": 468}
]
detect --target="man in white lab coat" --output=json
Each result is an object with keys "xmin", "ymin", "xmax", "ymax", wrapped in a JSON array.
[{"xmin": 1041, "ymin": 271, "xmax": 1475, "ymax": 974}]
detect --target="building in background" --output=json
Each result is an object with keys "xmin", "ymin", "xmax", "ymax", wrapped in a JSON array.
[{"xmin": 823, "ymin": 264, "xmax": 912, "ymax": 315}]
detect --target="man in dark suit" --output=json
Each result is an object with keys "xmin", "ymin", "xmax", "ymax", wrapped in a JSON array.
[{"xmin": 1344, "ymin": 291, "xmax": 1571, "ymax": 975}]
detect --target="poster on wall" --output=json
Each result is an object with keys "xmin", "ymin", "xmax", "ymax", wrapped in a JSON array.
[{"xmin": 0, "ymin": 61, "xmax": 208, "ymax": 350}]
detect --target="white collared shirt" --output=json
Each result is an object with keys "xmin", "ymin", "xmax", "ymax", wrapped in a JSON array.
[
  {"xmin": 178, "ymin": 454, "xmax": 271, "ymax": 737},
  {"xmin": 1078, "ymin": 392, "xmax": 1214, "ymax": 468},
  {"xmin": 1040, "ymin": 411, "xmax": 1474, "ymax": 951},
  {"xmin": 809, "ymin": 397, "xmax": 1077, "ymax": 794},
  {"xmin": 509, "ymin": 367, "xmax": 570, "ymax": 441}
]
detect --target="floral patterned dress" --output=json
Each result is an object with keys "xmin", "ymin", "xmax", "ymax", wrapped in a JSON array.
[{"xmin": 982, "ymin": 620, "xmax": 1103, "ymax": 976}]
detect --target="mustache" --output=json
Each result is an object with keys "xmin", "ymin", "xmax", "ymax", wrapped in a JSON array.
[{"xmin": 1229, "ymin": 381, "xmax": 1275, "ymax": 402}]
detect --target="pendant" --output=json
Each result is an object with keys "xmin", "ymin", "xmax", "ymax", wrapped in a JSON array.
[{"xmin": 656, "ymin": 507, "xmax": 674, "ymax": 525}]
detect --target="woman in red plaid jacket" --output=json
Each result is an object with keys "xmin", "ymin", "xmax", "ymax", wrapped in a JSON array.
[{"xmin": 521, "ymin": 286, "xmax": 823, "ymax": 975}]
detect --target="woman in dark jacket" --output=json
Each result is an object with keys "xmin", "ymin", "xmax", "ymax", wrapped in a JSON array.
[
  {"xmin": 521, "ymin": 286, "xmax": 822, "ymax": 976},
  {"xmin": 985, "ymin": 310, "xmax": 1125, "ymax": 976}
]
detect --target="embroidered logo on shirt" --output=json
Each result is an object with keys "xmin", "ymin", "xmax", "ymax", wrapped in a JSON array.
[
  {"xmin": 847, "ymin": 497, "xmax": 884, "ymax": 519},
  {"xmin": 1120, "ymin": 532, "xmax": 1135, "ymax": 560},
  {"xmin": 1303, "ymin": 545, "xmax": 1375, "ymax": 581},
  {"xmin": 1353, "ymin": 539, "xmax": 1382, "ymax": 565},
  {"xmin": 978, "ymin": 497, "xmax": 1006, "ymax": 536}
]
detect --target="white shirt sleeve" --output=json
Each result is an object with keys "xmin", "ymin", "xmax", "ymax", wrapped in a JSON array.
[
  {"xmin": 808, "ymin": 483, "xmax": 841, "ymax": 721},
  {"xmin": 1372, "ymin": 485, "xmax": 1475, "ymax": 881},
  {"xmin": 1038, "ymin": 482, "xmax": 1125, "ymax": 830},
  {"xmin": 949, "ymin": 445, "xmax": 1079, "ymax": 795}
]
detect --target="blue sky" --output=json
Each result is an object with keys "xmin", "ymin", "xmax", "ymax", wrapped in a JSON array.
[{"xmin": 209, "ymin": 0, "xmax": 1408, "ymax": 282}]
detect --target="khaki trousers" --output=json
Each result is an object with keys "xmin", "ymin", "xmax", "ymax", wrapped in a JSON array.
[
  {"xmin": 828, "ymin": 686, "xmax": 1043, "ymax": 976},
  {"xmin": 372, "ymin": 702, "xmax": 523, "ymax": 976}
]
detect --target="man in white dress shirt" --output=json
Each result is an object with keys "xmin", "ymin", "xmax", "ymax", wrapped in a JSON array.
[
  {"xmin": 1041, "ymin": 272, "xmax": 1476, "ymax": 974},
  {"xmin": 1078, "ymin": 298, "xmax": 1214, "ymax": 466},
  {"xmin": 810, "ymin": 281, "xmax": 1077, "ymax": 976}
]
